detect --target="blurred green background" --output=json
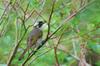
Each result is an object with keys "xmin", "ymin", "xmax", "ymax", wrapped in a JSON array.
[{"xmin": 0, "ymin": 0, "xmax": 100, "ymax": 66}]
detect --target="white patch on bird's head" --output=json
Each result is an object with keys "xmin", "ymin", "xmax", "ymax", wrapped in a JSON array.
[
  {"xmin": 41, "ymin": 23, "xmax": 48, "ymax": 30},
  {"xmin": 34, "ymin": 21, "xmax": 48, "ymax": 30}
]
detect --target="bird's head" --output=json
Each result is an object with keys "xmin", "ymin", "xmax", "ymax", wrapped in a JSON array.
[
  {"xmin": 38, "ymin": 21, "xmax": 44, "ymax": 28},
  {"xmin": 34, "ymin": 21, "xmax": 45, "ymax": 30}
]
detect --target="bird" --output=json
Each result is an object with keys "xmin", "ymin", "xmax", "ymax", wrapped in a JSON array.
[{"xmin": 18, "ymin": 21, "xmax": 44, "ymax": 60}]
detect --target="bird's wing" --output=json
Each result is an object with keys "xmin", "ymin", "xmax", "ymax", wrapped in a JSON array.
[{"xmin": 27, "ymin": 28, "xmax": 42, "ymax": 48}]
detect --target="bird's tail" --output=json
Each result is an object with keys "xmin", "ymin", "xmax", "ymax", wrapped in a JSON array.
[{"xmin": 18, "ymin": 48, "xmax": 28, "ymax": 61}]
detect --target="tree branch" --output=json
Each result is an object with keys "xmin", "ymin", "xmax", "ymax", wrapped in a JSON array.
[
  {"xmin": 29, "ymin": 49, "xmax": 51, "ymax": 65},
  {"xmin": 0, "ymin": 1, "xmax": 11, "ymax": 25},
  {"xmin": 21, "ymin": 1, "xmax": 94, "ymax": 65},
  {"xmin": 7, "ymin": 19, "xmax": 32, "ymax": 66},
  {"xmin": 54, "ymin": 29, "xmax": 65, "ymax": 66},
  {"xmin": 46, "ymin": 0, "xmax": 56, "ymax": 39}
]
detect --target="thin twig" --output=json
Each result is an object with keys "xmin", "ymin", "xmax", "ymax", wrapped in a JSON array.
[
  {"xmin": 34, "ymin": 10, "xmax": 47, "ymax": 22},
  {"xmin": 46, "ymin": 0, "xmax": 56, "ymax": 38},
  {"xmin": 7, "ymin": 1, "xmax": 47, "ymax": 65},
  {"xmin": 49, "ymin": 0, "xmax": 94, "ymax": 39},
  {"xmin": 0, "ymin": 15, "xmax": 9, "ymax": 37},
  {"xmin": 54, "ymin": 47, "xmax": 60, "ymax": 66},
  {"xmin": 7, "ymin": 19, "xmax": 32, "ymax": 66},
  {"xmin": 64, "ymin": 23, "xmax": 100, "ymax": 46},
  {"xmin": 21, "ymin": 1, "xmax": 94, "ymax": 65},
  {"xmin": 25, "ymin": 5, "xmax": 47, "ymax": 24},
  {"xmin": 22, "ymin": 1, "xmax": 30, "ymax": 30},
  {"xmin": 54, "ymin": 29, "xmax": 65, "ymax": 66},
  {"xmin": 29, "ymin": 49, "xmax": 51, "ymax": 65},
  {"xmin": 25, "ymin": 9, "xmax": 35, "ymax": 21},
  {"xmin": 16, "ymin": 1, "xmax": 24, "ymax": 13},
  {"xmin": 0, "ymin": 1, "xmax": 11, "ymax": 25}
]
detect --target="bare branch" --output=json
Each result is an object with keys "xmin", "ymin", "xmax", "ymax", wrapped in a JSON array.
[
  {"xmin": 0, "ymin": 1, "xmax": 11, "ymax": 25},
  {"xmin": 46, "ymin": 0, "xmax": 56, "ymax": 39},
  {"xmin": 54, "ymin": 47, "xmax": 59, "ymax": 66},
  {"xmin": 54, "ymin": 29, "xmax": 65, "ymax": 66},
  {"xmin": 7, "ymin": 18, "xmax": 32, "ymax": 66},
  {"xmin": 29, "ymin": 49, "xmax": 51, "ymax": 65},
  {"xmin": 21, "ymin": 1, "xmax": 94, "ymax": 65}
]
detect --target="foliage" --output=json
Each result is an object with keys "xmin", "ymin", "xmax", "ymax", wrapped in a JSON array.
[{"xmin": 0, "ymin": 0, "xmax": 100, "ymax": 66}]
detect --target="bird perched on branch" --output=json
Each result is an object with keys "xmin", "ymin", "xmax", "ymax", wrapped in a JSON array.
[{"xmin": 19, "ymin": 21, "xmax": 45, "ymax": 60}]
